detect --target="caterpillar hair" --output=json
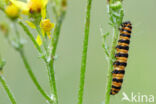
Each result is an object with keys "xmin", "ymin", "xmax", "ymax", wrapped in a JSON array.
[{"xmin": 110, "ymin": 21, "xmax": 132, "ymax": 95}]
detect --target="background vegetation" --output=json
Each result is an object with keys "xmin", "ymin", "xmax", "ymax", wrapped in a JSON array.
[{"xmin": 0, "ymin": 0, "xmax": 156, "ymax": 104}]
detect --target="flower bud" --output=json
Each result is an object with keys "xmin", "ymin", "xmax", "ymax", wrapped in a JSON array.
[
  {"xmin": 5, "ymin": 3, "xmax": 20, "ymax": 20},
  {"xmin": 110, "ymin": 1, "xmax": 122, "ymax": 10},
  {"xmin": 40, "ymin": 19, "xmax": 55, "ymax": 32}
]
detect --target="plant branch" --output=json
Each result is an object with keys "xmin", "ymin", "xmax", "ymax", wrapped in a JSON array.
[
  {"xmin": 19, "ymin": 22, "xmax": 46, "ymax": 61},
  {"xmin": 10, "ymin": 22, "xmax": 53, "ymax": 103},
  {"xmin": 77, "ymin": 0, "xmax": 93, "ymax": 104},
  {"xmin": 19, "ymin": 50, "xmax": 53, "ymax": 103},
  {"xmin": 100, "ymin": 28, "xmax": 110, "ymax": 59},
  {"xmin": 104, "ymin": 0, "xmax": 124, "ymax": 104},
  {"xmin": 48, "ymin": 9, "xmax": 66, "ymax": 104},
  {"xmin": 105, "ymin": 27, "xmax": 119, "ymax": 104},
  {"xmin": 51, "ymin": 11, "xmax": 66, "ymax": 56},
  {"xmin": 18, "ymin": 21, "xmax": 55, "ymax": 95},
  {"xmin": 0, "ymin": 76, "xmax": 16, "ymax": 104}
]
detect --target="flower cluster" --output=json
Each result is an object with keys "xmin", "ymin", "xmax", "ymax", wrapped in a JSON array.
[
  {"xmin": 0, "ymin": 0, "xmax": 67, "ymax": 103},
  {"xmin": 6, "ymin": 0, "xmax": 55, "ymax": 46}
]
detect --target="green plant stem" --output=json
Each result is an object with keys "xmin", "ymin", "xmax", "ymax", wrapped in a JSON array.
[
  {"xmin": 48, "ymin": 61, "xmax": 57, "ymax": 103},
  {"xmin": 105, "ymin": 27, "xmax": 119, "ymax": 104},
  {"xmin": 51, "ymin": 11, "xmax": 66, "ymax": 56},
  {"xmin": 19, "ymin": 50, "xmax": 53, "ymax": 103},
  {"xmin": 77, "ymin": 0, "xmax": 92, "ymax": 104},
  {"xmin": 0, "ymin": 76, "xmax": 16, "ymax": 104},
  {"xmin": 19, "ymin": 21, "xmax": 57, "ymax": 104},
  {"xmin": 101, "ymin": 31, "xmax": 110, "ymax": 59},
  {"xmin": 19, "ymin": 22, "xmax": 45, "ymax": 60},
  {"xmin": 47, "ymin": 10, "xmax": 66, "ymax": 104},
  {"xmin": 18, "ymin": 22, "xmax": 54, "ymax": 95},
  {"xmin": 104, "ymin": 0, "xmax": 123, "ymax": 103},
  {"xmin": 35, "ymin": 26, "xmax": 54, "ymax": 96},
  {"xmin": 11, "ymin": 22, "xmax": 53, "ymax": 103},
  {"xmin": 46, "ymin": 64, "xmax": 53, "ymax": 95}
]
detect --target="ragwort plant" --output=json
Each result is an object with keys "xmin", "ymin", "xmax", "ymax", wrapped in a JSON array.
[{"xmin": 0, "ymin": 0, "xmax": 67, "ymax": 104}]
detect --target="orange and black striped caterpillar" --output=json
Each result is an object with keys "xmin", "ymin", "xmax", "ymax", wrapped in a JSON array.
[{"xmin": 110, "ymin": 21, "xmax": 132, "ymax": 95}]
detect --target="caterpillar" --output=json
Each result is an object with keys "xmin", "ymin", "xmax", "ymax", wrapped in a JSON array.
[{"xmin": 110, "ymin": 21, "xmax": 132, "ymax": 95}]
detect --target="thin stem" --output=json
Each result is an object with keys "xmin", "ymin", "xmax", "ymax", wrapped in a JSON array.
[
  {"xmin": 36, "ymin": 26, "xmax": 55, "ymax": 97},
  {"xmin": 102, "ymin": 44, "xmax": 109, "ymax": 58},
  {"xmin": 48, "ymin": 61, "xmax": 57, "ymax": 103},
  {"xmin": 19, "ymin": 50, "xmax": 53, "ymax": 103},
  {"xmin": 101, "ymin": 31, "xmax": 110, "ymax": 59},
  {"xmin": 48, "ymin": 9, "xmax": 66, "ymax": 104},
  {"xmin": 77, "ymin": 0, "xmax": 93, "ymax": 104},
  {"xmin": 18, "ymin": 14, "xmax": 67, "ymax": 103},
  {"xmin": 19, "ymin": 22, "xmax": 44, "ymax": 57},
  {"xmin": 51, "ymin": 11, "xmax": 66, "ymax": 56},
  {"xmin": 105, "ymin": 27, "xmax": 119, "ymax": 104},
  {"xmin": 49, "ymin": 11, "xmax": 66, "ymax": 104},
  {"xmin": 18, "ymin": 21, "xmax": 54, "ymax": 93},
  {"xmin": 46, "ymin": 63, "xmax": 53, "ymax": 95},
  {"xmin": 104, "ymin": 0, "xmax": 124, "ymax": 103},
  {"xmin": 0, "ymin": 76, "xmax": 16, "ymax": 104},
  {"xmin": 19, "ymin": 22, "xmax": 54, "ymax": 101},
  {"xmin": 7, "ymin": 21, "xmax": 53, "ymax": 103}
]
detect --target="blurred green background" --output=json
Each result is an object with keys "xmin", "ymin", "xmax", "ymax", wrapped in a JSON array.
[{"xmin": 0, "ymin": 0, "xmax": 156, "ymax": 104}]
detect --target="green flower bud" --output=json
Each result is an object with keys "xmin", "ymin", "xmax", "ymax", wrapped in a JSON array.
[{"xmin": 110, "ymin": 1, "xmax": 122, "ymax": 10}]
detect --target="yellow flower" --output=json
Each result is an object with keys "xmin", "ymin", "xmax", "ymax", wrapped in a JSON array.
[
  {"xmin": 40, "ymin": 19, "xmax": 55, "ymax": 38},
  {"xmin": 5, "ymin": 3, "xmax": 20, "ymax": 19},
  {"xmin": 28, "ymin": 0, "xmax": 42, "ymax": 13},
  {"xmin": 40, "ymin": 19, "xmax": 54, "ymax": 32},
  {"xmin": 10, "ymin": 0, "xmax": 48, "ymax": 15}
]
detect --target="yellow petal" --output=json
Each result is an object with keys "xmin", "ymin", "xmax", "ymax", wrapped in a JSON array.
[
  {"xmin": 25, "ymin": 21, "xmax": 36, "ymax": 29},
  {"xmin": 41, "ymin": 7, "xmax": 46, "ymax": 19},
  {"xmin": 36, "ymin": 35, "xmax": 42, "ymax": 46},
  {"xmin": 10, "ymin": 0, "xmax": 29, "ymax": 14},
  {"xmin": 42, "ymin": 0, "xmax": 48, "ymax": 7}
]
